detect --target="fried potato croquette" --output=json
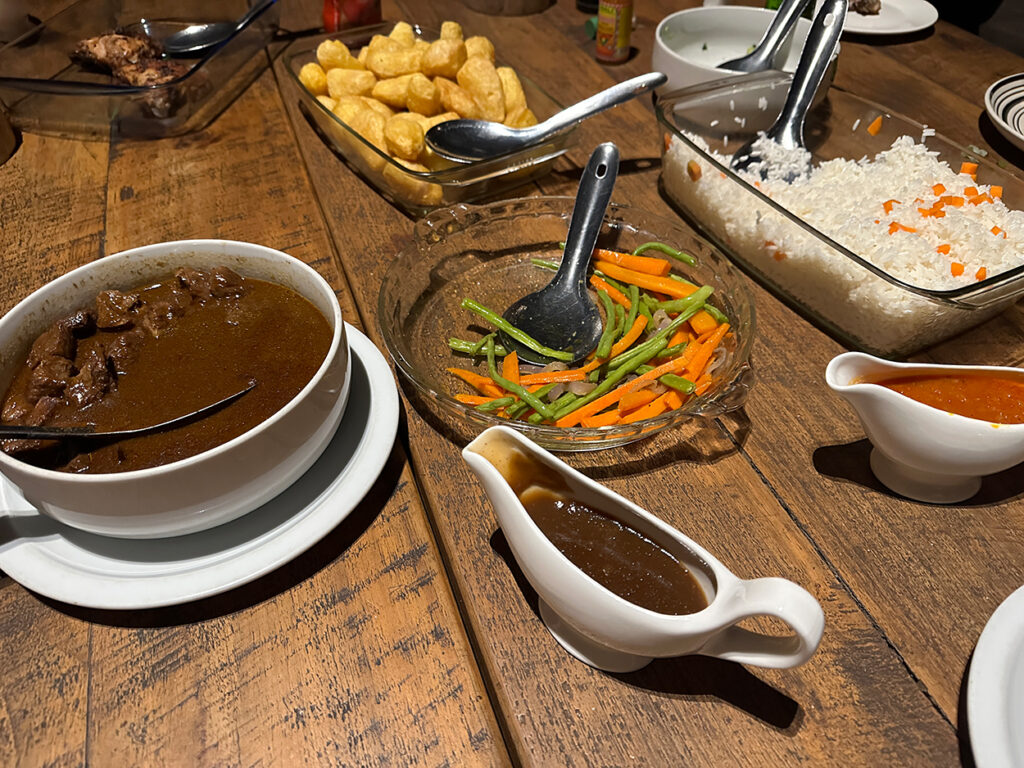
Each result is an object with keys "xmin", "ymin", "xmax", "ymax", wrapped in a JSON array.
[
  {"xmin": 434, "ymin": 77, "xmax": 481, "ymax": 120},
  {"xmin": 366, "ymin": 41, "xmax": 423, "ymax": 79},
  {"xmin": 464, "ymin": 36, "xmax": 495, "ymax": 62},
  {"xmin": 383, "ymin": 159, "xmax": 443, "ymax": 206},
  {"xmin": 424, "ymin": 111, "xmax": 461, "ymax": 130},
  {"xmin": 440, "ymin": 21, "xmax": 463, "ymax": 40},
  {"xmin": 317, "ymin": 39, "xmax": 363, "ymax": 70},
  {"xmin": 360, "ymin": 96, "xmax": 395, "ymax": 118},
  {"xmin": 348, "ymin": 109, "xmax": 388, "ymax": 170},
  {"xmin": 333, "ymin": 95, "xmax": 366, "ymax": 124},
  {"xmin": 406, "ymin": 73, "xmax": 440, "ymax": 116},
  {"xmin": 504, "ymin": 105, "xmax": 538, "ymax": 128},
  {"xmin": 326, "ymin": 67, "xmax": 376, "ymax": 99},
  {"xmin": 457, "ymin": 57, "xmax": 504, "ymax": 122},
  {"xmin": 316, "ymin": 95, "xmax": 338, "ymax": 111},
  {"xmin": 421, "ymin": 39, "xmax": 467, "ymax": 79},
  {"xmin": 384, "ymin": 114, "xmax": 425, "ymax": 161},
  {"xmin": 496, "ymin": 66, "xmax": 527, "ymax": 115},
  {"xmin": 299, "ymin": 62, "xmax": 328, "ymax": 95},
  {"xmin": 372, "ymin": 75, "xmax": 413, "ymax": 108},
  {"xmin": 389, "ymin": 21, "xmax": 416, "ymax": 47}
]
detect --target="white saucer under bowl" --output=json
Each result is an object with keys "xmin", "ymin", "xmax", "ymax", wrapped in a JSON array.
[
  {"xmin": 985, "ymin": 73, "xmax": 1024, "ymax": 155},
  {"xmin": 0, "ymin": 326, "xmax": 399, "ymax": 610}
]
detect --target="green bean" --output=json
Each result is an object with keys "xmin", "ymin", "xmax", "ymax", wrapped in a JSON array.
[
  {"xmin": 612, "ymin": 303, "xmax": 626, "ymax": 342},
  {"xmin": 659, "ymin": 342, "xmax": 688, "ymax": 359},
  {"xmin": 594, "ymin": 290, "xmax": 616, "ymax": 359},
  {"xmin": 475, "ymin": 396, "xmax": 515, "ymax": 412},
  {"xmin": 485, "ymin": 338, "xmax": 555, "ymax": 420},
  {"xmin": 449, "ymin": 338, "xmax": 509, "ymax": 357},
  {"xmin": 632, "ymin": 241, "xmax": 697, "ymax": 265},
  {"xmin": 553, "ymin": 338, "xmax": 668, "ymax": 421},
  {"xmin": 660, "ymin": 373, "xmax": 696, "ymax": 394},
  {"xmin": 636, "ymin": 299, "xmax": 654, "ymax": 332},
  {"xmin": 624, "ymin": 284, "xmax": 640, "ymax": 332},
  {"xmin": 463, "ymin": 298, "xmax": 574, "ymax": 363},
  {"xmin": 704, "ymin": 304, "xmax": 729, "ymax": 324},
  {"xmin": 531, "ymin": 257, "xmax": 560, "ymax": 271},
  {"xmin": 471, "ymin": 332, "xmax": 495, "ymax": 355},
  {"xmin": 505, "ymin": 382, "xmax": 558, "ymax": 420}
]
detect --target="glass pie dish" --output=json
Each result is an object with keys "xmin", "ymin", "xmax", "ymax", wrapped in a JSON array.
[
  {"xmin": 284, "ymin": 26, "xmax": 577, "ymax": 218},
  {"xmin": 377, "ymin": 196, "xmax": 756, "ymax": 451},
  {"xmin": 656, "ymin": 72, "xmax": 1024, "ymax": 358},
  {"xmin": 0, "ymin": 0, "xmax": 279, "ymax": 140}
]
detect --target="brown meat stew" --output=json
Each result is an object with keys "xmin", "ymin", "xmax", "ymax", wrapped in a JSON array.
[{"xmin": 1, "ymin": 266, "xmax": 332, "ymax": 474}]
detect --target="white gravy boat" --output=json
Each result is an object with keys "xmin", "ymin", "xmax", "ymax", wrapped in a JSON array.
[
  {"xmin": 826, "ymin": 352, "xmax": 1024, "ymax": 504},
  {"xmin": 463, "ymin": 426, "xmax": 824, "ymax": 673}
]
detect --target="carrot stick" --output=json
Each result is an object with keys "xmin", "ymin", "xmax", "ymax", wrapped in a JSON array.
[
  {"xmin": 662, "ymin": 390, "xmax": 684, "ymax": 410},
  {"xmin": 581, "ymin": 410, "xmax": 622, "ymax": 428},
  {"xmin": 694, "ymin": 374, "xmax": 714, "ymax": 396},
  {"xmin": 455, "ymin": 394, "xmax": 502, "ymax": 405},
  {"xmin": 618, "ymin": 388, "xmax": 659, "ymax": 414},
  {"xmin": 502, "ymin": 350, "xmax": 520, "ymax": 386},
  {"xmin": 589, "ymin": 275, "xmax": 631, "ymax": 308},
  {"xmin": 684, "ymin": 323, "xmax": 730, "ymax": 379},
  {"xmin": 667, "ymin": 327, "xmax": 688, "ymax": 349},
  {"xmin": 518, "ymin": 369, "xmax": 588, "ymax": 385},
  {"xmin": 595, "ymin": 262, "xmax": 700, "ymax": 300},
  {"xmin": 620, "ymin": 396, "xmax": 669, "ymax": 425},
  {"xmin": 447, "ymin": 368, "xmax": 504, "ymax": 398},
  {"xmin": 594, "ymin": 249, "xmax": 672, "ymax": 276},
  {"xmin": 688, "ymin": 309, "xmax": 718, "ymax": 336}
]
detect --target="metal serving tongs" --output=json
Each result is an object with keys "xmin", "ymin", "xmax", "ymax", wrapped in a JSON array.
[{"xmin": 0, "ymin": 381, "xmax": 255, "ymax": 441}]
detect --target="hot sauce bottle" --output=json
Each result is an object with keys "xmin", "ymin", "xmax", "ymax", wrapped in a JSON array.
[
  {"xmin": 323, "ymin": 0, "xmax": 382, "ymax": 32},
  {"xmin": 595, "ymin": 0, "xmax": 632, "ymax": 64}
]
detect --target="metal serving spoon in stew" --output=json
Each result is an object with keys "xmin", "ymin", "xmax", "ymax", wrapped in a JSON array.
[{"xmin": 0, "ymin": 381, "xmax": 256, "ymax": 441}]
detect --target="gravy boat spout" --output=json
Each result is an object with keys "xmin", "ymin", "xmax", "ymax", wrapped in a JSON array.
[
  {"xmin": 826, "ymin": 352, "xmax": 1024, "ymax": 503},
  {"xmin": 463, "ymin": 426, "xmax": 824, "ymax": 673}
]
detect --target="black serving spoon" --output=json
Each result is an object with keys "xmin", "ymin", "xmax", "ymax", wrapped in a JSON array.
[
  {"xmin": 499, "ymin": 142, "xmax": 620, "ymax": 366},
  {"xmin": 0, "ymin": 381, "xmax": 255, "ymax": 441}
]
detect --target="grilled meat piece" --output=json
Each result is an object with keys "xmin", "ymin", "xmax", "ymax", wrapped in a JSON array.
[
  {"xmin": 851, "ymin": 0, "xmax": 881, "ymax": 15},
  {"xmin": 72, "ymin": 33, "xmax": 160, "ymax": 72},
  {"xmin": 113, "ymin": 57, "xmax": 189, "ymax": 88}
]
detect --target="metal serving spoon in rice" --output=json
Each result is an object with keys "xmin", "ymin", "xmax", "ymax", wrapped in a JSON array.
[{"xmin": 731, "ymin": 0, "xmax": 847, "ymax": 181}]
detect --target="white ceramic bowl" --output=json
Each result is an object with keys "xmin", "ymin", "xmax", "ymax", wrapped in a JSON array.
[
  {"xmin": 0, "ymin": 240, "xmax": 350, "ymax": 538},
  {"xmin": 652, "ymin": 6, "xmax": 839, "ymax": 94}
]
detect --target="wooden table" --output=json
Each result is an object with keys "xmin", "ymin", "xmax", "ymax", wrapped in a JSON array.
[{"xmin": 1, "ymin": 0, "xmax": 1022, "ymax": 764}]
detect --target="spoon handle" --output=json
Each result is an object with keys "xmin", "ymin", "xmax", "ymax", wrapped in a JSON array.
[
  {"xmin": 770, "ymin": 0, "xmax": 847, "ymax": 149},
  {"xmin": 535, "ymin": 73, "xmax": 667, "ymax": 138},
  {"xmin": 720, "ymin": 0, "xmax": 813, "ymax": 73},
  {"xmin": 553, "ymin": 143, "xmax": 620, "ymax": 292},
  {"xmin": 236, "ymin": 0, "xmax": 278, "ymax": 31}
]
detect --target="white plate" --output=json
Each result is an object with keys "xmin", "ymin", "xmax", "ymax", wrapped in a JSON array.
[
  {"xmin": 985, "ymin": 72, "xmax": 1024, "ymax": 155},
  {"xmin": 968, "ymin": 584, "xmax": 1024, "ymax": 768},
  {"xmin": 0, "ymin": 325, "xmax": 399, "ymax": 610},
  {"xmin": 842, "ymin": 0, "xmax": 938, "ymax": 35}
]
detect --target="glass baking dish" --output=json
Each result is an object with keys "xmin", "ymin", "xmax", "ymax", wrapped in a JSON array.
[
  {"xmin": 656, "ymin": 72, "xmax": 1024, "ymax": 358},
  {"xmin": 0, "ymin": 0, "xmax": 279, "ymax": 140},
  {"xmin": 284, "ymin": 26, "xmax": 577, "ymax": 218}
]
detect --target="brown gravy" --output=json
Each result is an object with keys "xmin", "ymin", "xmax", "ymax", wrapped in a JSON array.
[
  {"xmin": 500, "ymin": 447, "xmax": 708, "ymax": 615},
  {"xmin": 1, "ymin": 266, "xmax": 332, "ymax": 474}
]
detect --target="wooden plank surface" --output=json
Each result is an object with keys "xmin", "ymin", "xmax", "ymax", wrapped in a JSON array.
[
  {"xmin": 272, "ymin": 0, "xmax": 1024, "ymax": 764},
  {"xmin": 0, "ymin": 36, "xmax": 505, "ymax": 768},
  {"xmin": 1, "ymin": 0, "xmax": 1022, "ymax": 764}
]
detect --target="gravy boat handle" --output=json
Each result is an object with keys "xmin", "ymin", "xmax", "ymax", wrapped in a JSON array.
[{"xmin": 698, "ymin": 577, "xmax": 824, "ymax": 668}]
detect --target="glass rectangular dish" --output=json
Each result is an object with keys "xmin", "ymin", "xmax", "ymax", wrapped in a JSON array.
[
  {"xmin": 656, "ymin": 72, "xmax": 1024, "ymax": 358},
  {"xmin": 0, "ymin": 0, "xmax": 279, "ymax": 140},
  {"xmin": 284, "ymin": 26, "xmax": 577, "ymax": 218}
]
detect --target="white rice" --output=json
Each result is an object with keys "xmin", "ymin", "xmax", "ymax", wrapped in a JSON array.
[{"xmin": 663, "ymin": 134, "xmax": 1024, "ymax": 355}]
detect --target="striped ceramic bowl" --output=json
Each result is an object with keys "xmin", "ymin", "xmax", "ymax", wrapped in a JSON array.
[{"xmin": 985, "ymin": 72, "xmax": 1024, "ymax": 154}]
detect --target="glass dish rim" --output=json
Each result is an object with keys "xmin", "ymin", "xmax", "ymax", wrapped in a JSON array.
[
  {"xmin": 655, "ymin": 71, "xmax": 1024, "ymax": 308},
  {"xmin": 377, "ymin": 195, "xmax": 757, "ymax": 448},
  {"xmin": 0, "ymin": 0, "xmax": 279, "ymax": 95},
  {"xmin": 283, "ymin": 24, "xmax": 575, "ymax": 186}
]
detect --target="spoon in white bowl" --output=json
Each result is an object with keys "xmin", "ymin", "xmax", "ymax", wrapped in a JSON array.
[
  {"xmin": 720, "ymin": 0, "xmax": 813, "ymax": 73},
  {"xmin": 0, "ymin": 381, "xmax": 256, "ymax": 441},
  {"xmin": 730, "ymin": 0, "xmax": 847, "ymax": 180},
  {"xmin": 162, "ymin": 0, "xmax": 276, "ymax": 57},
  {"xmin": 426, "ymin": 72, "xmax": 666, "ymax": 163}
]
